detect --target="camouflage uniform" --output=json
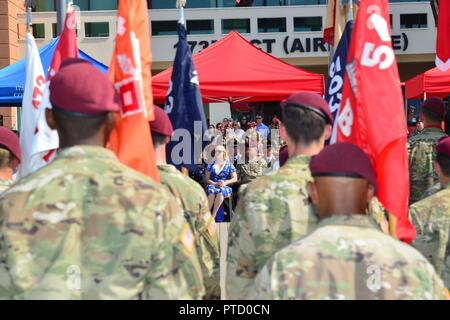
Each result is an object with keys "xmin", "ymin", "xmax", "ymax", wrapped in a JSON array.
[
  {"xmin": 250, "ymin": 214, "xmax": 447, "ymax": 300},
  {"xmin": 226, "ymin": 155, "xmax": 318, "ymax": 299},
  {"xmin": 410, "ymin": 183, "xmax": 450, "ymax": 288},
  {"xmin": 0, "ymin": 146, "xmax": 204, "ymax": 300},
  {"xmin": 236, "ymin": 157, "xmax": 267, "ymax": 186},
  {"xmin": 158, "ymin": 164, "xmax": 220, "ymax": 299},
  {"xmin": 408, "ymin": 127, "xmax": 447, "ymax": 204},
  {"xmin": 0, "ymin": 179, "xmax": 11, "ymax": 194}
]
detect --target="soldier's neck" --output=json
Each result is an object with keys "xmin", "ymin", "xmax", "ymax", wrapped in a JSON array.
[
  {"xmin": 440, "ymin": 175, "xmax": 450, "ymax": 187},
  {"xmin": 288, "ymin": 141, "xmax": 324, "ymax": 158},
  {"xmin": 0, "ymin": 167, "xmax": 13, "ymax": 181},
  {"xmin": 155, "ymin": 144, "xmax": 167, "ymax": 165}
]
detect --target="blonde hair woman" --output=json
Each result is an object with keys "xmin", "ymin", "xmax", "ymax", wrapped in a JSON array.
[{"xmin": 204, "ymin": 145, "xmax": 238, "ymax": 219}]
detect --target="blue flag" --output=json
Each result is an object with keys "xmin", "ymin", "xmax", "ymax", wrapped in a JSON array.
[
  {"xmin": 164, "ymin": 8, "xmax": 207, "ymax": 168},
  {"xmin": 326, "ymin": 20, "xmax": 353, "ymax": 144}
]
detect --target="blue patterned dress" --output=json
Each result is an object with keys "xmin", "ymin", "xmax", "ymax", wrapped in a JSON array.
[{"xmin": 205, "ymin": 161, "xmax": 236, "ymax": 198}]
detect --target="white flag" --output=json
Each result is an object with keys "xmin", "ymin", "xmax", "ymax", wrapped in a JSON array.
[{"xmin": 19, "ymin": 33, "xmax": 59, "ymax": 178}]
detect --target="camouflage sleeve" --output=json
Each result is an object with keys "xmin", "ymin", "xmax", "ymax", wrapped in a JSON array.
[
  {"xmin": 0, "ymin": 204, "xmax": 14, "ymax": 299},
  {"xmin": 409, "ymin": 202, "xmax": 450, "ymax": 286},
  {"xmin": 144, "ymin": 197, "xmax": 205, "ymax": 300},
  {"xmin": 367, "ymin": 197, "xmax": 389, "ymax": 234},
  {"xmin": 225, "ymin": 188, "xmax": 257, "ymax": 300},
  {"xmin": 194, "ymin": 192, "xmax": 220, "ymax": 299}
]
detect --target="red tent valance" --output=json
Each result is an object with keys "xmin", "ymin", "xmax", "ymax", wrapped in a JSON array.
[
  {"xmin": 405, "ymin": 67, "xmax": 450, "ymax": 99},
  {"xmin": 152, "ymin": 31, "xmax": 324, "ymax": 104}
]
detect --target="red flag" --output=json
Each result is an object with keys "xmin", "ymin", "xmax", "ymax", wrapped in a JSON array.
[
  {"xmin": 108, "ymin": 0, "xmax": 159, "ymax": 181},
  {"xmin": 436, "ymin": 0, "xmax": 450, "ymax": 71},
  {"xmin": 48, "ymin": 10, "xmax": 78, "ymax": 79},
  {"xmin": 337, "ymin": 0, "xmax": 416, "ymax": 243}
]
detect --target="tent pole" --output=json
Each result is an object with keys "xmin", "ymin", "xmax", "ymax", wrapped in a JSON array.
[{"xmin": 56, "ymin": 0, "xmax": 67, "ymax": 36}]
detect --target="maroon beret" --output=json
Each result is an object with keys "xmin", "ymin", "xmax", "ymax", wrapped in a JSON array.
[
  {"xmin": 279, "ymin": 145, "xmax": 289, "ymax": 167},
  {"xmin": 436, "ymin": 136, "xmax": 450, "ymax": 157},
  {"xmin": 0, "ymin": 127, "xmax": 21, "ymax": 162},
  {"xmin": 281, "ymin": 92, "xmax": 333, "ymax": 125},
  {"xmin": 310, "ymin": 142, "xmax": 377, "ymax": 192},
  {"xmin": 421, "ymin": 98, "xmax": 445, "ymax": 119},
  {"xmin": 150, "ymin": 105, "xmax": 173, "ymax": 137},
  {"xmin": 50, "ymin": 58, "xmax": 119, "ymax": 116}
]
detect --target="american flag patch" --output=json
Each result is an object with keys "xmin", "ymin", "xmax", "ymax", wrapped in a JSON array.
[{"xmin": 179, "ymin": 224, "xmax": 195, "ymax": 253}]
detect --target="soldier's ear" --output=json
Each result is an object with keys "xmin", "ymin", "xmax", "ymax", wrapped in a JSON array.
[
  {"xmin": 45, "ymin": 108, "xmax": 57, "ymax": 130},
  {"xmin": 280, "ymin": 124, "xmax": 288, "ymax": 141},
  {"xmin": 307, "ymin": 181, "xmax": 319, "ymax": 205},
  {"xmin": 103, "ymin": 112, "xmax": 116, "ymax": 145},
  {"xmin": 434, "ymin": 161, "xmax": 442, "ymax": 177},
  {"xmin": 323, "ymin": 124, "xmax": 332, "ymax": 140},
  {"xmin": 367, "ymin": 184, "xmax": 375, "ymax": 203}
]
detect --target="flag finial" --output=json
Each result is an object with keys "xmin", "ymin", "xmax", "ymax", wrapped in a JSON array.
[{"xmin": 176, "ymin": 0, "xmax": 186, "ymax": 8}]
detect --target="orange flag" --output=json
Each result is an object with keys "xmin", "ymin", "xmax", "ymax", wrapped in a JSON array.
[{"xmin": 108, "ymin": 0, "xmax": 159, "ymax": 182}]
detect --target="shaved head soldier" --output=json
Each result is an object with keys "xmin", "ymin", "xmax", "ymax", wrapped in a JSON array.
[
  {"xmin": 251, "ymin": 143, "xmax": 447, "ymax": 300},
  {"xmin": 226, "ymin": 92, "xmax": 333, "ymax": 299},
  {"xmin": 0, "ymin": 58, "xmax": 201, "ymax": 299}
]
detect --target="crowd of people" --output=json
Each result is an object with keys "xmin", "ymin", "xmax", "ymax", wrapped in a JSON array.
[{"xmin": 0, "ymin": 58, "xmax": 448, "ymax": 300}]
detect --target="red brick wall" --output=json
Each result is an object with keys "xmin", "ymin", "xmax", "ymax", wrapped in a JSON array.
[{"xmin": 0, "ymin": 0, "xmax": 25, "ymax": 129}]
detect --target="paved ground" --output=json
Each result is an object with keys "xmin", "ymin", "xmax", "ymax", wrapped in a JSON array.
[{"xmin": 218, "ymin": 223, "xmax": 229, "ymax": 300}]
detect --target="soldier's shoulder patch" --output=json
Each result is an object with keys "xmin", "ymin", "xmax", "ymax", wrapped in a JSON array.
[
  {"xmin": 179, "ymin": 223, "xmax": 195, "ymax": 253},
  {"xmin": 207, "ymin": 217, "xmax": 216, "ymax": 237}
]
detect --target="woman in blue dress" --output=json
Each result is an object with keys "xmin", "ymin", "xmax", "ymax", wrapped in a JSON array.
[{"xmin": 204, "ymin": 145, "xmax": 238, "ymax": 218}]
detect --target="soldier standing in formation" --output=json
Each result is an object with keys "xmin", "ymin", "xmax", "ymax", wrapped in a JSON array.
[
  {"xmin": 0, "ymin": 127, "xmax": 20, "ymax": 193},
  {"xmin": 250, "ymin": 143, "xmax": 447, "ymax": 300},
  {"xmin": 410, "ymin": 136, "xmax": 450, "ymax": 289},
  {"xmin": 226, "ymin": 92, "xmax": 333, "ymax": 299},
  {"xmin": 408, "ymin": 98, "xmax": 447, "ymax": 204},
  {"xmin": 0, "ymin": 58, "xmax": 202, "ymax": 299},
  {"xmin": 149, "ymin": 106, "xmax": 220, "ymax": 299}
]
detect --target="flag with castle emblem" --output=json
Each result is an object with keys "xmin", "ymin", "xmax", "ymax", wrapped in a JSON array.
[{"xmin": 337, "ymin": 0, "xmax": 415, "ymax": 243}]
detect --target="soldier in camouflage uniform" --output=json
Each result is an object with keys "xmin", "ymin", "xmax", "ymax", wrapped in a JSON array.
[
  {"xmin": 250, "ymin": 143, "xmax": 447, "ymax": 300},
  {"xmin": 149, "ymin": 106, "xmax": 220, "ymax": 299},
  {"xmin": 410, "ymin": 136, "xmax": 450, "ymax": 289},
  {"xmin": 408, "ymin": 98, "xmax": 447, "ymax": 204},
  {"xmin": 0, "ymin": 59, "xmax": 202, "ymax": 300},
  {"xmin": 226, "ymin": 92, "xmax": 333, "ymax": 299},
  {"xmin": 0, "ymin": 127, "xmax": 21, "ymax": 193}
]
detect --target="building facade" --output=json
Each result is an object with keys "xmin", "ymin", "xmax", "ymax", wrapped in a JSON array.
[{"xmin": 0, "ymin": 0, "xmax": 439, "ymax": 124}]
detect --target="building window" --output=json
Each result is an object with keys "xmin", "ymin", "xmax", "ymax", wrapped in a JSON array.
[
  {"xmin": 74, "ymin": 0, "xmax": 117, "ymax": 10},
  {"xmin": 258, "ymin": 18, "xmax": 286, "ymax": 33},
  {"xmin": 294, "ymin": 17, "xmax": 322, "ymax": 32},
  {"xmin": 400, "ymin": 13, "xmax": 427, "ymax": 29},
  {"xmin": 222, "ymin": 19, "xmax": 251, "ymax": 34},
  {"xmin": 33, "ymin": 0, "xmax": 56, "ymax": 12},
  {"xmin": 32, "ymin": 24, "xmax": 45, "ymax": 39},
  {"xmin": 187, "ymin": 20, "xmax": 214, "ymax": 35},
  {"xmin": 52, "ymin": 23, "xmax": 57, "ymax": 38},
  {"xmin": 151, "ymin": 21, "xmax": 178, "ymax": 36},
  {"xmin": 84, "ymin": 22, "xmax": 109, "ymax": 37}
]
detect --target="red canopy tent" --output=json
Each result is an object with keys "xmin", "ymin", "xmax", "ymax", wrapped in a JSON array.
[
  {"xmin": 405, "ymin": 67, "xmax": 450, "ymax": 99},
  {"xmin": 152, "ymin": 31, "xmax": 324, "ymax": 104}
]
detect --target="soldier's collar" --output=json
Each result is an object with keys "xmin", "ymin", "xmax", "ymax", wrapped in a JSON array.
[
  {"xmin": 284, "ymin": 155, "xmax": 311, "ymax": 166},
  {"xmin": 317, "ymin": 214, "xmax": 378, "ymax": 229},
  {"xmin": 157, "ymin": 164, "xmax": 178, "ymax": 173},
  {"xmin": 57, "ymin": 145, "xmax": 118, "ymax": 161}
]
